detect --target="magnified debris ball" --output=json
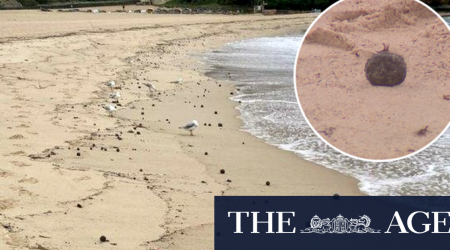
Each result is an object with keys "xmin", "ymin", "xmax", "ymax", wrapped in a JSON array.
[{"xmin": 364, "ymin": 44, "xmax": 407, "ymax": 87}]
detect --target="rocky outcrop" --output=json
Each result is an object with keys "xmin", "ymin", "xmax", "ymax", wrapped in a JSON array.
[{"xmin": 0, "ymin": 0, "xmax": 23, "ymax": 8}]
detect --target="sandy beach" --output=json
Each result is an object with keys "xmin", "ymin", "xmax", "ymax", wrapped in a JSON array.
[{"xmin": 0, "ymin": 9, "xmax": 363, "ymax": 250}]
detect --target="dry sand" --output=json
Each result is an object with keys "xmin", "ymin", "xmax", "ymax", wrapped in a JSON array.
[
  {"xmin": 0, "ymin": 10, "xmax": 362, "ymax": 250},
  {"xmin": 296, "ymin": 0, "xmax": 450, "ymax": 160}
]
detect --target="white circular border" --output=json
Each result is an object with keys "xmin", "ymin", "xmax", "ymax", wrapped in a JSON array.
[{"xmin": 293, "ymin": 0, "xmax": 450, "ymax": 163}]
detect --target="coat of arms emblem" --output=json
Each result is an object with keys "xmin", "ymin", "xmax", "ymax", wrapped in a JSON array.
[{"xmin": 300, "ymin": 214, "xmax": 380, "ymax": 234}]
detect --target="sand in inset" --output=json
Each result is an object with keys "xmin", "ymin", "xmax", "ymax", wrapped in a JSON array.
[{"xmin": 296, "ymin": 0, "xmax": 450, "ymax": 160}]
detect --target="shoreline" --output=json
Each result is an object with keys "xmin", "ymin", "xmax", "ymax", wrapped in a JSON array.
[{"xmin": 0, "ymin": 11, "xmax": 363, "ymax": 250}]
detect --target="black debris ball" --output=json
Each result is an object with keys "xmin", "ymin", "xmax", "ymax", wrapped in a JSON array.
[
  {"xmin": 333, "ymin": 193, "xmax": 340, "ymax": 200},
  {"xmin": 220, "ymin": 169, "xmax": 225, "ymax": 174},
  {"xmin": 364, "ymin": 44, "xmax": 407, "ymax": 87},
  {"xmin": 100, "ymin": 235, "xmax": 107, "ymax": 242}
]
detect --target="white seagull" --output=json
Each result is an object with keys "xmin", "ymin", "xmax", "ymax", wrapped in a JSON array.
[
  {"xmin": 179, "ymin": 120, "xmax": 199, "ymax": 136},
  {"xmin": 143, "ymin": 83, "xmax": 158, "ymax": 93},
  {"xmin": 102, "ymin": 104, "xmax": 116, "ymax": 117},
  {"xmin": 109, "ymin": 91, "xmax": 121, "ymax": 99},
  {"xmin": 106, "ymin": 80, "xmax": 116, "ymax": 90}
]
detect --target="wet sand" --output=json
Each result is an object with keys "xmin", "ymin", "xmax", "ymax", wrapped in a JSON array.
[{"xmin": 0, "ymin": 10, "xmax": 362, "ymax": 250}]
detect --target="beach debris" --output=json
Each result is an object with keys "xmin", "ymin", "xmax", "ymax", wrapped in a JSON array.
[
  {"xmin": 102, "ymin": 104, "xmax": 116, "ymax": 117},
  {"xmin": 317, "ymin": 127, "xmax": 335, "ymax": 137},
  {"xmin": 220, "ymin": 169, "xmax": 225, "ymax": 174},
  {"xmin": 266, "ymin": 181, "xmax": 271, "ymax": 186},
  {"xmin": 443, "ymin": 95, "xmax": 450, "ymax": 100},
  {"xmin": 204, "ymin": 152, "xmax": 208, "ymax": 155},
  {"xmin": 109, "ymin": 91, "xmax": 121, "ymax": 100},
  {"xmin": 143, "ymin": 83, "xmax": 158, "ymax": 94},
  {"xmin": 417, "ymin": 126, "xmax": 429, "ymax": 136},
  {"xmin": 179, "ymin": 120, "xmax": 199, "ymax": 136},
  {"xmin": 76, "ymin": 152, "xmax": 81, "ymax": 157},
  {"xmin": 333, "ymin": 193, "xmax": 340, "ymax": 199},
  {"xmin": 106, "ymin": 80, "xmax": 116, "ymax": 90},
  {"xmin": 76, "ymin": 204, "xmax": 82, "ymax": 208},
  {"xmin": 227, "ymin": 179, "xmax": 232, "ymax": 183},
  {"xmin": 99, "ymin": 235, "xmax": 108, "ymax": 243},
  {"xmin": 364, "ymin": 43, "xmax": 407, "ymax": 87},
  {"xmin": 214, "ymin": 111, "xmax": 218, "ymax": 115},
  {"xmin": 218, "ymin": 123, "xmax": 223, "ymax": 127}
]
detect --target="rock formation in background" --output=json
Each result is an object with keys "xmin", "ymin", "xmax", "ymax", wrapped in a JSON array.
[{"xmin": 0, "ymin": 0, "xmax": 23, "ymax": 8}]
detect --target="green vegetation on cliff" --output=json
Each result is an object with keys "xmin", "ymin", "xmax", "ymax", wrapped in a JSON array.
[{"xmin": 164, "ymin": 0, "xmax": 337, "ymax": 10}]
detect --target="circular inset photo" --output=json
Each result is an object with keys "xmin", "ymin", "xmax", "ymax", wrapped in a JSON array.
[{"xmin": 295, "ymin": 0, "xmax": 450, "ymax": 161}]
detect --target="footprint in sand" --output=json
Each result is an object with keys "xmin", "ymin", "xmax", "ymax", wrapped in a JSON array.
[
  {"xmin": 0, "ymin": 169, "xmax": 12, "ymax": 178},
  {"xmin": 10, "ymin": 186, "xmax": 37, "ymax": 197},
  {"xmin": 10, "ymin": 161, "xmax": 32, "ymax": 167},
  {"xmin": 6, "ymin": 151, "xmax": 27, "ymax": 156},
  {"xmin": 18, "ymin": 177, "xmax": 39, "ymax": 184},
  {"xmin": 8, "ymin": 134, "xmax": 25, "ymax": 140},
  {"xmin": 0, "ymin": 199, "xmax": 16, "ymax": 210},
  {"xmin": 16, "ymin": 124, "xmax": 31, "ymax": 128}
]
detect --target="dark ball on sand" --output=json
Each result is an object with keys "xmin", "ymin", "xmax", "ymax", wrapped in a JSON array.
[
  {"xmin": 365, "ymin": 44, "xmax": 407, "ymax": 87},
  {"xmin": 204, "ymin": 152, "xmax": 208, "ymax": 156},
  {"xmin": 100, "ymin": 235, "xmax": 107, "ymax": 243},
  {"xmin": 214, "ymin": 111, "xmax": 218, "ymax": 115},
  {"xmin": 218, "ymin": 123, "xmax": 223, "ymax": 127},
  {"xmin": 76, "ymin": 152, "xmax": 81, "ymax": 157},
  {"xmin": 77, "ymin": 204, "xmax": 82, "ymax": 208},
  {"xmin": 333, "ymin": 193, "xmax": 340, "ymax": 199},
  {"xmin": 220, "ymin": 169, "xmax": 225, "ymax": 174},
  {"xmin": 266, "ymin": 181, "xmax": 271, "ymax": 186}
]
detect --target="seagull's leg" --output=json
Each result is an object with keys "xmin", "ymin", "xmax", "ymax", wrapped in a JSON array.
[{"xmin": 190, "ymin": 130, "xmax": 193, "ymax": 136}]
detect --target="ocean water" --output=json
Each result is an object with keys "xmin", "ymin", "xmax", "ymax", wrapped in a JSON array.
[{"xmin": 204, "ymin": 34, "xmax": 450, "ymax": 196}]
